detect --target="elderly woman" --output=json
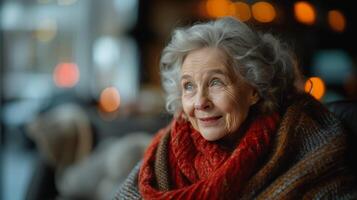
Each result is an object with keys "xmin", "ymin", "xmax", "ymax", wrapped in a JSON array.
[{"xmin": 116, "ymin": 17, "xmax": 356, "ymax": 199}]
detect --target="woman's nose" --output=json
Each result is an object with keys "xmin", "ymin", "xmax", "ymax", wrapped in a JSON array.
[{"xmin": 194, "ymin": 89, "xmax": 212, "ymax": 110}]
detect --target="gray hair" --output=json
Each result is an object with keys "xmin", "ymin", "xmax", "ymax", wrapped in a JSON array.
[{"xmin": 160, "ymin": 17, "xmax": 299, "ymax": 115}]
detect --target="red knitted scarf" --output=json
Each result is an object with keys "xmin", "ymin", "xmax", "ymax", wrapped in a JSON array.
[{"xmin": 139, "ymin": 114, "xmax": 279, "ymax": 200}]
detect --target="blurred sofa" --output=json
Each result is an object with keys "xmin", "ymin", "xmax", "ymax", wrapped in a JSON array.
[{"xmin": 25, "ymin": 101, "xmax": 171, "ymax": 200}]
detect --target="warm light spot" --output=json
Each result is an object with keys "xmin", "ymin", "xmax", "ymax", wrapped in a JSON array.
[
  {"xmin": 328, "ymin": 10, "xmax": 346, "ymax": 32},
  {"xmin": 35, "ymin": 18, "xmax": 57, "ymax": 42},
  {"xmin": 205, "ymin": 0, "xmax": 232, "ymax": 18},
  {"xmin": 53, "ymin": 63, "xmax": 80, "ymax": 88},
  {"xmin": 99, "ymin": 87, "xmax": 121, "ymax": 112},
  {"xmin": 230, "ymin": 2, "xmax": 251, "ymax": 22},
  {"xmin": 305, "ymin": 77, "xmax": 326, "ymax": 100},
  {"xmin": 251, "ymin": 2, "xmax": 276, "ymax": 23},
  {"xmin": 294, "ymin": 1, "xmax": 316, "ymax": 25}
]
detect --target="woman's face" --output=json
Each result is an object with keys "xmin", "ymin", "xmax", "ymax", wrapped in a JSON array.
[{"xmin": 181, "ymin": 47, "xmax": 259, "ymax": 141}]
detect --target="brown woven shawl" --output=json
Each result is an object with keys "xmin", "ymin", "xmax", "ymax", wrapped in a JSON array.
[{"xmin": 153, "ymin": 94, "xmax": 357, "ymax": 199}]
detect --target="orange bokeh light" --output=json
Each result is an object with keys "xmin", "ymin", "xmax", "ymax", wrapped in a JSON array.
[
  {"xmin": 251, "ymin": 2, "xmax": 276, "ymax": 23},
  {"xmin": 99, "ymin": 87, "xmax": 121, "ymax": 113},
  {"xmin": 294, "ymin": 1, "xmax": 316, "ymax": 25},
  {"xmin": 53, "ymin": 62, "xmax": 79, "ymax": 88},
  {"xmin": 328, "ymin": 10, "xmax": 346, "ymax": 32},
  {"xmin": 305, "ymin": 77, "xmax": 326, "ymax": 100},
  {"xmin": 230, "ymin": 2, "xmax": 251, "ymax": 22},
  {"xmin": 205, "ymin": 0, "xmax": 231, "ymax": 18}
]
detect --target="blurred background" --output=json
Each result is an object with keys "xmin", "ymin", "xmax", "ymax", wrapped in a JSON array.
[{"xmin": 1, "ymin": 0, "xmax": 356, "ymax": 199}]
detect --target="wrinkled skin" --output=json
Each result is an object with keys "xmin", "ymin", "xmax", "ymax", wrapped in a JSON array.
[{"xmin": 181, "ymin": 47, "xmax": 259, "ymax": 141}]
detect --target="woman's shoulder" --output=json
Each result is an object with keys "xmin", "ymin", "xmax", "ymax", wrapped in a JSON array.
[
  {"xmin": 244, "ymin": 93, "xmax": 357, "ymax": 199},
  {"xmin": 114, "ymin": 161, "xmax": 142, "ymax": 200},
  {"xmin": 113, "ymin": 122, "xmax": 173, "ymax": 199},
  {"xmin": 284, "ymin": 93, "xmax": 341, "ymax": 127}
]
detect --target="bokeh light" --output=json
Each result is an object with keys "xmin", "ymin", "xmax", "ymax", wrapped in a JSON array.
[
  {"xmin": 1, "ymin": 2, "xmax": 24, "ymax": 30},
  {"xmin": 294, "ymin": 1, "xmax": 316, "ymax": 25},
  {"xmin": 328, "ymin": 10, "xmax": 346, "ymax": 32},
  {"xmin": 53, "ymin": 62, "xmax": 80, "ymax": 88},
  {"xmin": 230, "ymin": 2, "xmax": 251, "ymax": 22},
  {"xmin": 99, "ymin": 87, "xmax": 121, "ymax": 113},
  {"xmin": 205, "ymin": 0, "xmax": 231, "ymax": 18},
  {"xmin": 251, "ymin": 1, "xmax": 276, "ymax": 23},
  {"xmin": 305, "ymin": 77, "xmax": 326, "ymax": 100},
  {"xmin": 312, "ymin": 50, "xmax": 353, "ymax": 85},
  {"xmin": 35, "ymin": 18, "xmax": 57, "ymax": 42},
  {"xmin": 93, "ymin": 37, "xmax": 120, "ymax": 70}
]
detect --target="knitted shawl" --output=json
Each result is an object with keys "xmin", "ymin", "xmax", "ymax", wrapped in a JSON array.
[
  {"xmin": 138, "ymin": 112, "xmax": 279, "ymax": 199},
  {"xmin": 115, "ymin": 94, "xmax": 357, "ymax": 199}
]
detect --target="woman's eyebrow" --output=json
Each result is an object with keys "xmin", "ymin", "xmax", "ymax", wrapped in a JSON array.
[
  {"xmin": 181, "ymin": 69, "xmax": 228, "ymax": 80},
  {"xmin": 206, "ymin": 69, "xmax": 228, "ymax": 76},
  {"xmin": 181, "ymin": 74, "xmax": 192, "ymax": 81}
]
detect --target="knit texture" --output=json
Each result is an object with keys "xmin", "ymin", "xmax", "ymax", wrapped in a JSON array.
[
  {"xmin": 139, "ymin": 113, "xmax": 279, "ymax": 200},
  {"xmin": 114, "ymin": 161, "xmax": 142, "ymax": 200},
  {"xmin": 239, "ymin": 94, "xmax": 357, "ymax": 199},
  {"xmin": 116, "ymin": 94, "xmax": 357, "ymax": 199}
]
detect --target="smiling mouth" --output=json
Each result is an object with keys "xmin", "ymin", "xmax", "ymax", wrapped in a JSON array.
[{"xmin": 198, "ymin": 116, "xmax": 222, "ymax": 122}]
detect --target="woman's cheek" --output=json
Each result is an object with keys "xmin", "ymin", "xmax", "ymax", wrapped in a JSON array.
[
  {"xmin": 225, "ymin": 113, "xmax": 240, "ymax": 133},
  {"xmin": 182, "ymin": 96, "xmax": 195, "ymax": 117},
  {"xmin": 182, "ymin": 95, "xmax": 199, "ymax": 131},
  {"xmin": 189, "ymin": 117, "xmax": 199, "ymax": 131}
]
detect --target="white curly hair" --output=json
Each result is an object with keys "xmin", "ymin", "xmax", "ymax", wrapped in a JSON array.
[{"xmin": 160, "ymin": 17, "xmax": 300, "ymax": 115}]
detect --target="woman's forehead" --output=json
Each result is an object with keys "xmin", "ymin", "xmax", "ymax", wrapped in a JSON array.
[
  {"xmin": 181, "ymin": 48, "xmax": 230, "ymax": 72},
  {"xmin": 180, "ymin": 68, "xmax": 228, "ymax": 80}
]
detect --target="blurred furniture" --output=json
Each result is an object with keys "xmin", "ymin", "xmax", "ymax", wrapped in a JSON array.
[{"xmin": 24, "ymin": 102, "xmax": 171, "ymax": 200}]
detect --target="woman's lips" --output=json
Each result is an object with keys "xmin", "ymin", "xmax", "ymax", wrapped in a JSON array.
[
  {"xmin": 199, "ymin": 116, "xmax": 222, "ymax": 121},
  {"xmin": 198, "ymin": 116, "xmax": 222, "ymax": 126}
]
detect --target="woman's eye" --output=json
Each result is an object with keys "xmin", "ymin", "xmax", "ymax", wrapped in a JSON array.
[
  {"xmin": 210, "ymin": 78, "xmax": 223, "ymax": 87},
  {"xmin": 183, "ymin": 82, "xmax": 194, "ymax": 91}
]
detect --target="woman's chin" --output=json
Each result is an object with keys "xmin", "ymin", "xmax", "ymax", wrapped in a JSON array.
[{"xmin": 199, "ymin": 128, "xmax": 226, "ymax": 141}]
